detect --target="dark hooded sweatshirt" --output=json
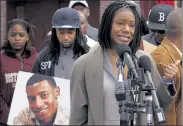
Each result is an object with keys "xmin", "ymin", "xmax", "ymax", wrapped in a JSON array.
[{"xmin": 0, "ymin": 47, "xmax": 38, "ymax": 124}]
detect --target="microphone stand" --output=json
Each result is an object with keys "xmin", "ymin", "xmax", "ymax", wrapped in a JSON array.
[
  {"xmin": 145, "ymin": 71, "xmax": 166, "ymax": 124},
  {"xmin": 122, "ymin": 67, "xmax": 154, "ymax": 126},
  {"xmin": 115, "ymin": 59, "xmax": 128, "ymax": 125},
  {"xmin": 145, "ymin": 91, "xmax": 153, "ymax": 125},
  {"xmin": 133, "ymin": 67, "xmax": 154, "ymax": 126},
  {"xmin": 115, "ymin": 57, "xmax": 166, "ymax": 126},
  {"xmin": 115, "ymin": 58, "xmax": 145, "ymax": 126}
]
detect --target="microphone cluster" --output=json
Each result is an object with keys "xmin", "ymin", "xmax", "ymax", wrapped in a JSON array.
[{"xmin": 115, "ymin": 44, "xmax": 165, "ymax": 125}]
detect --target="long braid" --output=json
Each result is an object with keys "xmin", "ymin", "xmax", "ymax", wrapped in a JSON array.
[
  {"xmin": 49, "ymin": 28, "xmax": 89, "ymax": 65},
  {"xmin": 99, "ymin": 2, "xmax": 123, "ymax": 49},
  {"xmin": 128, "ymin": 6, "xmax": 141, "ymax": 53}
]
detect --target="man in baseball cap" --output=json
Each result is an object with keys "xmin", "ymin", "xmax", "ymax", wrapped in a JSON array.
[
  {"xmin": 142, "ymin": 4, "xmax": 174, "ymax": 46},
  {"xmin": 69, "ymin": 0, "xmax": 98, "ymax": 41},
  {"xmin": 32, "ymin": 7, "xmax": 89, "ymax": 78}
]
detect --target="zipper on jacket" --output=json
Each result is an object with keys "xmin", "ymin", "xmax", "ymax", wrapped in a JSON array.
[
  {"xmin": 20, "ymin": 58, "xmax": 24, "ymax": 71},
  {"xmin": 63, "ymin": 48, "xmax": 67, "ymax": 55},
  {"xmin": 16, "ymin": 56, "xmax": 24, "ymax": 71}
]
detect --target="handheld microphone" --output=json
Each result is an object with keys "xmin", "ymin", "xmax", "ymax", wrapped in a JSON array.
[
  {"xmin": 116, "ymin": 44, "xmax": 138, "ymax": 79},
  {"xmin": 138, "ymin": 55, "xmax": 166, "ymax": 124}
]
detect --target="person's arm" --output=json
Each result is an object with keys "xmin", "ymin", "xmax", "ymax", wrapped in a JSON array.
[
  {"xmin": 31, "ymin": 53, "xmax": 41, "ymax": 74},
  {"xmin": 154, "ymin": 61, "xmax": 180, "ymax": 107},
  {"xmin": 69, "ymin": 55, "xmax": 88, "ymax": 125},
  {"xmin": 0, "ymin": 68, "xmax": 10, "ymax": 124},
  {"xmin": 160, "ymin": 74, "xmax": 176, "ymax": 96},
  {"xmin": 0, "ymin": 93, "xmax": 10, "ymax": 124},
  {"xmin": 150, "ymin": 57, "xmax": 178, "ymax": 111}
]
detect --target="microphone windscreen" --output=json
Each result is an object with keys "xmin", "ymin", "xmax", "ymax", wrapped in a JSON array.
[
  {"xmin": 138, "ymin": 55, "xmax": 152, "ymax": 72},
  {"xmin": 116, "ymin": 44, "xmax": 132, "ymax": 59}
]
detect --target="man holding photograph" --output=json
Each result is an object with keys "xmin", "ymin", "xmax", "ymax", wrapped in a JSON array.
[{"xmin": 13, "ymin": 74, "xmax": 69, "ymax": 125}]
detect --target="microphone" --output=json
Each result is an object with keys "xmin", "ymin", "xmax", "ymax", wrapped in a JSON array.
[
  {"xmin": 115, "ymin": 59, "xmax": 128, "ymax": 125},
  {"xmin": 115, "ymin": 59, "xmax": 126, "ymax": 101},
  {"xmin": 138, "ymin": 55, "xmax": 166, "ymax": 124},
  {"xmin": 116, "ymin": 44, "xmax": 138, "ymax": 79}
]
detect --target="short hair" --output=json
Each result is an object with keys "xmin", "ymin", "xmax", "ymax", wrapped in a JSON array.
[
  {"xmin": 78, "ymin": 11, "xmax": 88, "ymax": 24},
  {"xmin": 98, "ymin": 0, "xmax": 141, "ymax": 54},
  {"xmin": 166, "ymin": 8, "xmax": 182, "ymax": 37},
  {"xmin": 26, "ymin": 74, "xmax": 57, "ymax": 88}
]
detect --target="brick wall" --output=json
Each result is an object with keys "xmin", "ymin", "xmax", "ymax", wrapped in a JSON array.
[
  {"xmin": 100, "ymin": 0, "xmax": 140, "ymax": 22},
  {"xmin": 1, "ymin": 0, "xmax": 7, "ymax": 46},
  {"xmin": 100, "ymin": 0, "xmax": 113, "ymax": 22}
]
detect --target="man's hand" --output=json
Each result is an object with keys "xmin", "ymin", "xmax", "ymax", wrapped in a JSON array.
[{"xmin": 163, "ymin": 60, "xmax": 181, "ymax": 82}]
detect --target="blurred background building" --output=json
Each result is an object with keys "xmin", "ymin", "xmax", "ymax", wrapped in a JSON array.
[{"xmin": 1, "ymin": 0, "xmax": 182, "ymax": 51}]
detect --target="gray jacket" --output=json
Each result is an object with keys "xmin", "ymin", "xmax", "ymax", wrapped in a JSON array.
[
  {"xmin": 69, "ymin": 43, "xmax": 174, "ymax": 125},
  {"xmin": 142, "ymin": 33, "xmax": 158, "ymax": 46},
  {"xmin": 87, "ymin": 24, "xmax": 98, "ymax": 42}
]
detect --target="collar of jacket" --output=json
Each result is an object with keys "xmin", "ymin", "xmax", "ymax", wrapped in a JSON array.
[
  {"xmin": 161, "ymin": 37, "xmax": 182, "ymax": 62},
  {"xmin": 31, "ymin": 105, "xmax": 69, "ymax": 125}
]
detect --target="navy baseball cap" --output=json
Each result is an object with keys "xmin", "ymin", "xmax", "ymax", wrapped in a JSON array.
[
  {"xmin": 52, "ymin": 7, "xmax": 80, "ymax": 29},
  {"xmin": 148, "ymin": 4, "xmax": 174, "ymax": 30}
]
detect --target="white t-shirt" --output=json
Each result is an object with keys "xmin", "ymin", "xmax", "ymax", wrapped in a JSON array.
[{"xmin": 85, "ymin": 34, "xmax": 97, "ymax": 48}]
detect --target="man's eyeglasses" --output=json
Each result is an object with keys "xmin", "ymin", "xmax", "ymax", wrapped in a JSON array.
[{"xmin": 151, "ymin": 29, "xmax": 165, "ymax": 34}]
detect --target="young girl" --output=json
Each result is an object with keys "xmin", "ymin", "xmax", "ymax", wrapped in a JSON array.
[{"xmin": 0, "ymin": 19, "xmax": 38, "ymax": 124}]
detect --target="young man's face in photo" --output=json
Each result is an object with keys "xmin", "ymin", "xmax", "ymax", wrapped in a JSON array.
[{"xmin": 26, "ymin": 80, "xmax": 60, "ymax": 123}]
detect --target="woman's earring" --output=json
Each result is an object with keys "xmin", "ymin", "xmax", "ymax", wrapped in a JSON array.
[{"xmin": 27, "ymin": 40, "xmax": 31, "ymax": 44}]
